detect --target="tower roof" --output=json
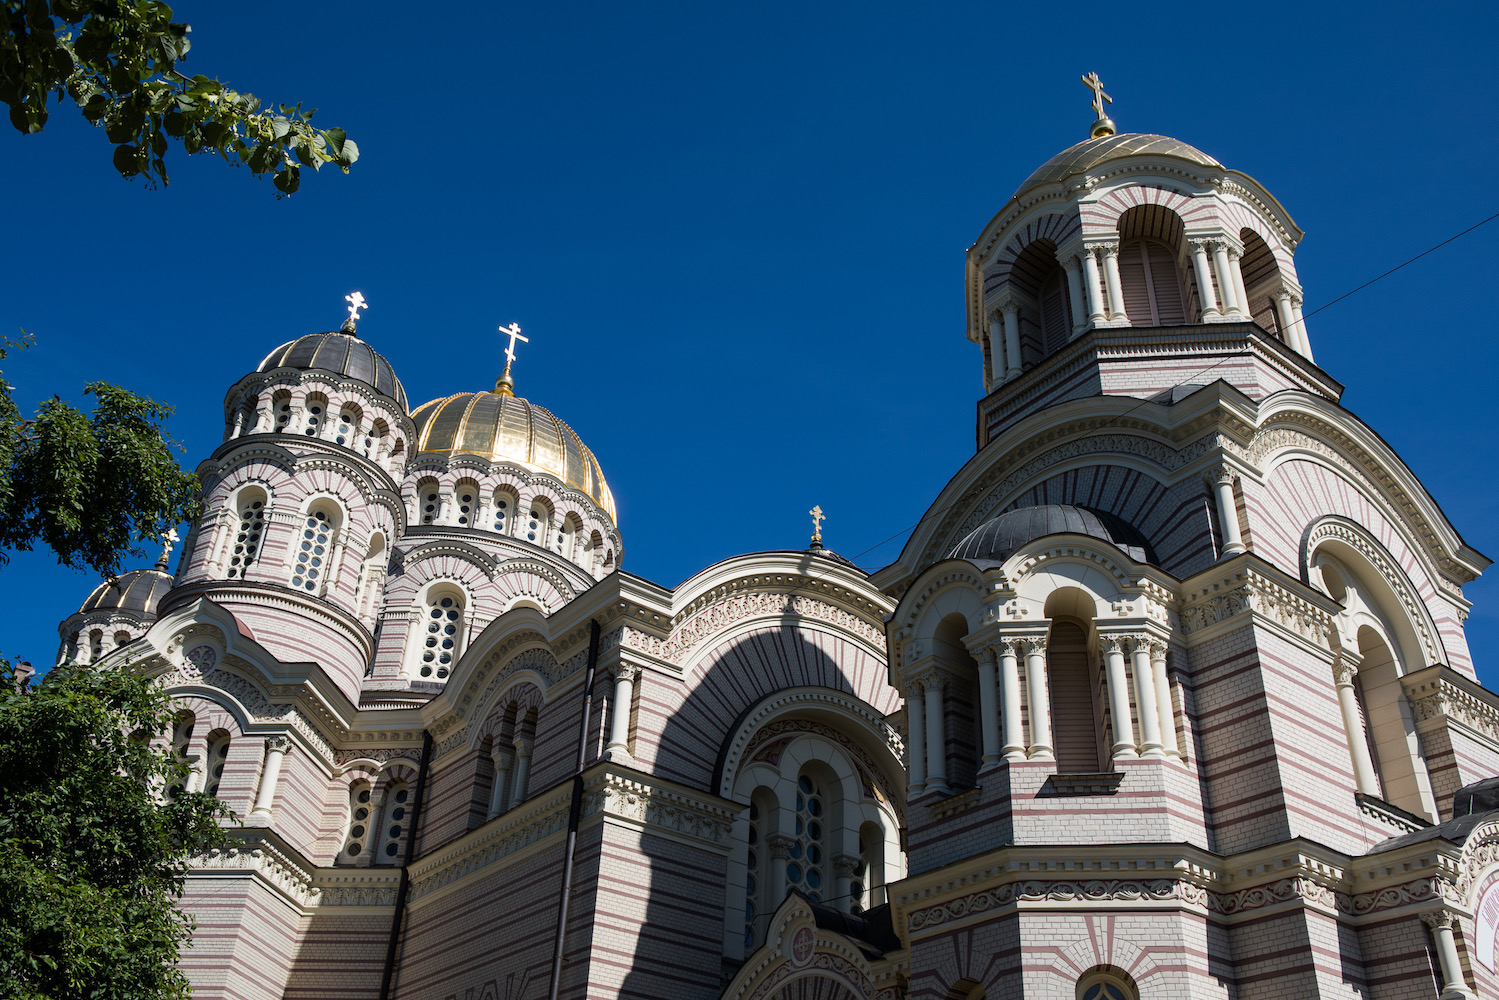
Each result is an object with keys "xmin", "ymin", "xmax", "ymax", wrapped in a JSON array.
[
  {"xmin": 78, "ymin": 568, "xmax": 174, "ymax": 616},
  {"xmin": 1015, "ymin": 132, "xmax": 1221, "ymax": 197},
  {"xmin": 949, "ymin": 504, "xmax": 1156, "ymax": 566},
  {"xmin": 258, "ymin": 332, "xmax": 407, "ymax": 410},
  {"xmin": 412, "ymin": 392, "xmax": 616, "ymax": 521}
]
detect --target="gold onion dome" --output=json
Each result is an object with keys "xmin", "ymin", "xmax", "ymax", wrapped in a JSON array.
[
  {"xmin": 258, "ymin": 331, "xmax": 408, "ymax": 410},
  {"xmin": 412, "ymin": 391, "xmax": 616, "ymax": 521},
  {"xmin": 1015, "ymin": 133, "xmax": 1221, "ymax": 198},
  {"xmin": 79, "ymin": 568, "xmax": 174, "ymax": 616}
]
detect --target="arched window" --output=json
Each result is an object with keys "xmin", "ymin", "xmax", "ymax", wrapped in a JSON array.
[
  {"xmin": 303, "ymin": 393, "xmax": 328, "ymax": 437},
  {"xmin": 1006, "ymin": 238, "xmax": 1071, "ymax": 365},
  {"xmin": 525, "ymin": 500, "xmax": 551, "ymax": 544},
  {"xmin": 555, "ymin": 514, "xmax": 579, "ymax": 557},
  {"xmin": 1239, "ymin": 228, "xmax": 1286, "ymax": 337},
  {"xmin": 89, "ymin": 629, "xmax": 103, "ymax": 660},
  {"xmin": 1077, "ymin": 970, "xmax": 1137, "ymax": 1000},
  {"xmin": 167, "ymin": 711, "xmax": 195, "ymax": 797},
  {"xmin": 414, "ymin": 586, "xmax": 465, "ymax": 680},
  {"xmin": 492, "ymin": 489, "xmax": 516, "ymax": 534},
  {"xmin": 355, "ymin": 533, "xmax": 387, "ymax": 621},
  {"xmin": 365, "ymin": 418, "xmax": 388, "ymax": 458},
  {"xmin": 340, "ymin": 780, "xmax": 373, "ymax": 864},
  {"xmin": 1048, "ymin": 620, "xmax": 1103, "ymax": 773},
  {"xmin": 334, "ymin": 403, "xmax": 361, "ymax": 448},
  {"xmin": 415, "ymin": 478, "xmax": 441, "ymax": 525},
  {"xmin": 742, "ymin": 786, "xmax": 777, "ymax": 950},
  {"xmin": 855, "ymin": 820, "xmax": 886, "ymax": 911},
  {"xmin": 377, "ymin": 781, "xmax": 411, "ymax": 863},
  {"xmin": 272, "ymin": 391, "xmax": 293, "ymax": 432},
  {"xmin": 453, "ymin": 481, "xmax": 480, "ymax": 527},
  {"xmin": 1117, "ymin": 205, "xmax": 1189, "ymax": 326},
  {"xmin": 785, "ymin": 771, "xmax": 830, "ymax": 901},
  {"xmin": 289, "ymin": 503, "xmax": 341, "ymax": 595},
  {"xmin": 113, "ymin": 630, "xmax": 132, "ymax": 649},
  {"xmin": 204, "ymin": 732, "xmax": 231, "ymax": 798},
  {"xmin": 225, "ymin": 487, "xmax": 268, "ymax": 579}
]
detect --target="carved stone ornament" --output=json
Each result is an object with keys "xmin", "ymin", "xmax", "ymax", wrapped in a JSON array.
[
  {"xmin": 1421, "ymin": 908, "xmax": 1456, "ymax": 930},
  {"xmin": 766, "ymin": 834, "xmax": 796, "ymax": 860},
  {"xmin": 183, "ymin": 644, "xmax": 218, "ymax": 677}
]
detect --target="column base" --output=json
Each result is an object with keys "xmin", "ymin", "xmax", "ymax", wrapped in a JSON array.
[
  {"xmin": 1219, "ymin": 544, "xmax": 1247, "ymax": 560},
  {"xmin": 1001, "ymin": 748, "xmax": 1028, "ymax": 763},
  {"xmin": 1027, "ymin": 747, "xmax": 1055, "ymax": 761},
  {"xmin": 603, "ymin": 744, "xmax": 633, "ymax": 764},
  {"xmin": 1110, "ymin": 746, "xmax": 1139, "ymax": 761}
]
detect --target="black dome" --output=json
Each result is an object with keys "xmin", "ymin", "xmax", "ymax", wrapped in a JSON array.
[
  {"xmin": 259, "ymin": 332, "xmax": 407, "ymax": 409},
  {"xmin": 79, "ymin": 569, "xmax": 174, "ymax": 616},
  {"xmin": 949, "ymin": 505, "xmax": 1156, "ymax": 566}
]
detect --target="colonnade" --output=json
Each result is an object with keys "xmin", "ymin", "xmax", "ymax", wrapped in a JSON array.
[
  {"xmin": 985, "ymin": 233, "xmax": 1313, "ymax": 388},
  {"xmin": 904, "ymin": 628, "xmax": 1177, "ymax": 799}
]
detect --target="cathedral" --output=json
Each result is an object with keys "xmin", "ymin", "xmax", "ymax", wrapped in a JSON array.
[{"xmin": 57, "ymin": 89, "xmax": 1499, "ymax": 1000}]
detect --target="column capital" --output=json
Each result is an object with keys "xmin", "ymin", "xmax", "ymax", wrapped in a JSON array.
[
  {"xmin": 1420, "ymin": 908, "xmax": 1456, "ymax": 930},
  {"xmin": 1207, "ymin": 464, "xmax": 1239, "ymax": 487},
  {"xmin": 833, "ymin": 854, "xmax": 862, "ymax": 877},
  {"xmin": 1017, "ymin": 634, "xmax": 1047, "ymax": 657},
  {"xmin": 1098, "ymin": 633, "xmax": 1130, "ymax": 655},
  {"xmin": 513, "ymin": 735, "xmax": 534, "ymax": 755},
  {"xmin": 1088, "ymin": 239, "xmax": 1121, "ymax": 258},
  {"xmin": 612, "ymin": 660, "xmax": 641, "ymax": 684},
  {"xmin": 1147, "ymin": 637, "xmax": 1170, "ymax": 660},
  {"xmin": 1333, "ymin": 649, "xmax": 1363, "ymax": 686},
  {"xmin": 265, "ymin": 734, "xmax": 292, "ymax": 754},
  {"xmin": 1186, "ymin": 235, "xmax": 1217, "ymax": 253},
  {"xmin": 766, "ymin": 834, "xmax": 796, "ymax": 859}
]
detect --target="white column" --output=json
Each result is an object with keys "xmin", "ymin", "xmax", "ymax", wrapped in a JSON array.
[
  {"xmin": 1213, "ymin": 467, "xmax": 1246, "ymax": 558},
  {"xmin": 833, "ymin": 855, "xmax": 859, "ymax": 914},
  {"xmin": 605, "ymin": 663, "xmax": 638, "ymax": 761},
  {"xmin": 1275, "ymin": 287, "xmax": 1303, "ymax": 353},
  {"xmin": 250, "ymin": 736, "xmax": 290, "ymax": 819},
  {"xmin": 1423, "ymin": 910, "xmax": 1477, "ymax": 1000},
  {"xmin": 1062, "ymin": 257, "xmax": 1088, "ymax": 336},
  {"xmin": 1228, "ymin": 248, "xmax": 1250, "ymax": 318},
  {"xmin": 976, "ymin": 648, "xmax": 1001, "ymax": 769},
  {"xmin": 1102, "ymin": 636, "xmax": 1137, "ymax": 760},
  {"xmin": 508, "ymin": 736, "xmax": 532, "ymax": 810},
  {"xmin": 987, "ymin": 312, "xmax": 1006, "ymax": 388},
  {"xmin": 1101, "ymin": 243, "xmax": 1126, "ymax": 321},
  {"xmin": 923, "ymin": 673, "xmax": 949, "ymax": 795},
  {"xmin": 998, "ymin": 640, "xmax": 1026, "ymax": 762},
  {"xmin": 906, "ymin": 680, "xmax": 927, "ymax": 797},
  {"xmin": 1002, "ymin": 301, "xmax": 1023, "ymax": 380},
  {"xmin": 1150, "ymin": 641, "xmax": 1176, "ymax": 757},
  {"xmin": 1130, "ymin": 637, "xmax": 1165, "ymax": 758},
  {"xmin": 1334, "ymin": 656, "xmax": 1380, "ymax": 795},
  {"xmin": 767, "ymin": 835, "xmax": 793, "ymax": 901},
  {"xmin": 1291, "ymin": 297, "xmax": 1313, "ymax": 362},
  {"xmin": 1190, "ymin": 239, "xmax": 1221, "ymax": 317},
  {"xmin": 1022, "ymin": 637, "xmax": 1053, "ymax": 760},
  {"xmin": 1080, "ymin": 250, "xmax": 1108, "ymax": 327},
  {"xmin": 487, "ymin": 745, "xmax": 511, "ymax": 819},
  {"xmin": 1211, "ymin": 241, "xmax": 1240, "ymax": 318}
]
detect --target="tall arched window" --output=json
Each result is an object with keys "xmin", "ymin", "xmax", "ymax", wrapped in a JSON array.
[
  {"xmin": 492, "ymin": 488, "xmax": 517, "ymax": 534},
  {"xmin": 272, "ymin": 391, "xmax": 293, "ymax": 432},
  {"xmin": 555, "ymin": 514, "xmax": 579, "ymax": 558},
  {"xmin": 377, "ymin": 781, "xmax": 411, "ymax": 863},
  {"xmin": 1117, "ymin": 205, "xmax": 1189, "ymax": 326},
  {"xmin": 525, "ymin": 500, "xmax": 551, "ymax": 544},
  {"xmin": 785, "ymin": 770, "xmax": 831, "ymax": 902},
  {"xmin": 302, "ymin": 392, "xmax": 328, "ymax": 437},
  {"xmin": 355, "ymin": 533, "xmax": 387, "ymax": 621},
  {"xmin": 1047, "ymin": 620, "xmax": 1103, "ymax": 773},
  {"xmin": 204, "ymin": 732, "xmax": 231, "ymax": 798},
  {"xmin": 453, "ymin": 481, "xmax": 480, "ymax": 527},
  {"xmin": 89, "ymin": 629, "xmax": 104, "ymax": 660},
  {"xmin": 289, "ymin": 503, "xmax": 342, "ymax": 596},
  {"xmin": 1007, "ymin": 238, "xmax": 1070, "ymax": 366},
  {"xmin": 365, "ymin": 418, "xmax": 388, "ymax": 458},
  {"xmin": 414, "ymin": 586, "xmax": 466, "ymax": 680},
  {"xmin": 334, "ymin": 403, "xmax": 362, "ymax": 448},
  {"xmin": 1239, "ymin": 228, "xmax": 1286, "ymax": 337},
  {"xmin": 1077, "ymin": 970, "xmax": 1137, "ymax": 1000},
  {"xmin": 168, "ymin": 711, "xmax": 195, "ymax": 797},
  {"xmin": 742, "ymin": 786, "xmax": 777, "ymax": 950},
  {"xmin": 339, "ymin": 780, "xmax": 373, "ymax": 865},
  {"xmin": 225, "ymin": 487, "xmax": 268, "ymax": 579},
  {"xmin": 415, "ymin": 478, "xmax": 441, "ymax": 525}
]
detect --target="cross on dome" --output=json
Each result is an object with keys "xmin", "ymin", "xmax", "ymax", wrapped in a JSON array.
[
  {"xmin": 494, "ymin": 322, "xmax": 529, "ymax": 397},
  {"xmin": 810, "ymin": 505, "xmax": 825, "ymax": 547},
  {"xmin": 1080, "ymin": 71, "xmax": 1117, "ymax": 138},
  {"xmin": 341, "ymin": 291, "xmax": 369, "ymax": 333},
  {"xmin": 157, "ymin": 527, "xmax": 180, "ymax": 570}
]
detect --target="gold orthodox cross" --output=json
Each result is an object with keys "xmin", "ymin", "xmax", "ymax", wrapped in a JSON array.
[
  {"xmin": 345, "ymin": 291, "xmax": 369, "ymax": 323},
  {"xmin": 500, "ymin": 322, "xmax": 529, "ymax": 367},
  {"xmin": 1080, "ymin": 72, "xmax": 1112, "ymax": 120},
  {"xmin": 810, "ymin": 505, "xmax": 825, "ymax": 542}
]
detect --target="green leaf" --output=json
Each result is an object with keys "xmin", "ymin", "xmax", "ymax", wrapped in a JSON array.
[{"xmin": 112, "ymin": 143, "xmax": 143, "ymax": 177}]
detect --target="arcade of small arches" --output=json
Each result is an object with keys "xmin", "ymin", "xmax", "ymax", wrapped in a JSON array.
[
  {"xmin": 895, "ymin": 527, "xmax": 1442, "ymax": 824},
  {"xmin": 981, "ymin": 202, "xmax": 1312, "ymax": 392},
  {"xmin": 223, "ymin": 379, "xmax": 411, "ymax": 476}
]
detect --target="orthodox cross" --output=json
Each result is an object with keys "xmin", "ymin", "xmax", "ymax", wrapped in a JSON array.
[
  {"xmin": 345, "ymin": 291, "xmax": 369, "ymax": 323},
  {"xmin": 500, "ymin": 322, "xmax": 529, "ymax": 367},
  {"xmin": 810, "ymin": 505, "xmax": 825, "ymax": 543},
  {"xmin": 157, "ymin": 527, "xmax": 180, "ymax": 569},
  {"xmin": 1080, "ymin": 72, "xmax": 1112, "ymax": 119}
]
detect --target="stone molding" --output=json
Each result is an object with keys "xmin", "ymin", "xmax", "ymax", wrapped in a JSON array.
[
  {"xmin": 1306, "ymin": 517, "xmax": 1443, "ymax": 661},
  {"xmin": 741, "ymin": 716, "xmax": 904, "ymax": 817},
  {"xmin": 314, "ymin": 869, "xmax": 402, "ymax": 907},
  {"xmin": 1178, "ymin": 563, "xmax": 1333, "ymax": 649},
  {"xmin": 667, "ymin": 589, "xmax": 888, "ymax": 663},
  {"xmin": 190, "ymin": 829, "xmax": 318, "ymax": 908},
  {"xmin": 584, "ymin": 769, "xmax": 738, "ymax": 849},
  {"xmin": 1406, "ymin": 668, "xmax": 1499, "ymax": 753}
]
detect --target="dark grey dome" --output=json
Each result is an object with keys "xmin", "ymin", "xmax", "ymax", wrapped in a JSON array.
[
  {"xmin": 79, "ymin": 569, "xmax": 174, "ymax": 616},
  {"xmin": 259, "ymin": 332, "xmax": 407, "ymax": 409},
  {"xmin": 949, "ymin": 505, "xmax": 1156, "ymax": 566}
]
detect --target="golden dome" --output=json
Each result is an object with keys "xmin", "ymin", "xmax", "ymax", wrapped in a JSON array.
[{"xmin": 412, "ymin": 392, "xmax": 616, "ymax": 521}]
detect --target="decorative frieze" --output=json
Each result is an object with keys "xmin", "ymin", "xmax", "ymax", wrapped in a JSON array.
[
  {"xmin": 1178, "ymin": 566, "xmax": 1333, "ymax": 648},
  {"xmin": 665, "ymin": 590, "xmax": 887, "ymax": 662}
]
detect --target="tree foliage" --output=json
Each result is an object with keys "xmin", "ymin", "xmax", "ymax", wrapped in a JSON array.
[
  {"xmin": 0, "ymin": 660, "xmax": 232, "ymax": 1000},
  {"xmin": 2, "ymin": 0, "xmax": 357, "ymax": 193},
  {"xmin": 0, "ymin": 337, "xmax": 201, "ymax": 578}
]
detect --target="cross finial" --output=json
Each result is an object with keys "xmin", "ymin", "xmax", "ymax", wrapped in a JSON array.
[
  {"xmin": 157, "ymin": 527, "xmax": 180, "ymax": 571},
  {"xmin": 494, "ymin": 322, "xmax": 529, "ymax": 396},
  {"xmin": 809, "ymin": 505, "xmax": 825, "ymax": 548},
  {"xmin": 1080, "ymin": 72, "xmax": 1116, "ymax": 137},
  {"xmin": 342, "ymin": 291, "xmax": 369, "ymax": 333}
]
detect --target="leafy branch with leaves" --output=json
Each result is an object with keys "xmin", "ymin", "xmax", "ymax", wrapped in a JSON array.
[{"xmin": 2, "ymin": 0, "xmax": 357, "ymax": 193}]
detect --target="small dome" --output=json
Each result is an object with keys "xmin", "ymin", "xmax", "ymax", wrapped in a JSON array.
[
  {"xmin": 949, "ymin": 505, "xmax": 1156, "ymax": 566},
  {"xmin": 79, "ymin": 569, "xmax": 174, "ymax": 616},
  {"xmin": 1016, "ymin": 132, "xmax": 1221, "ymax": 197},
  {"xmin": 259, "ymin": 332, "xmax": 407, "ymax": 410},
  {"xmin": 413, "ymin": 392, "xmax": 616, "ymax": 521}
]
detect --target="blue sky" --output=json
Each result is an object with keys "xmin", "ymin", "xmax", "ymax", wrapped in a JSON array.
[{"xmin": 3, "ymin": 3, "xmax": 1497, "ymax": 681}]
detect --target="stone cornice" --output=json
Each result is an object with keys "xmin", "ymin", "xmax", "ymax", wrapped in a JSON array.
[
  {"xmin": 1177, "ymin": 554, "xmax": 1338, "ymax": 652},
  {"xmin": 1404, "ymin": 664, "xmax": 1499, "ymax": 754}
]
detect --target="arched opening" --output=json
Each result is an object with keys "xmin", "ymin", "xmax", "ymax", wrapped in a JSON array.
[
  {"xmin": 333, "ymin": 402, "xmax": 362, "ymax": 448},
  {"xmin": 933, "ymin": 613, "xmax": 979, "ymax": 790},
  {"xmin": 204, "ymin": 730, "xmax": 231, "ymax": 799},
  {"xmin": 1047, "ymin": 619, "xmax": 1103, "ymax": 773},
  {"xmin": 1009, "ymin": 238, "xmax": 1073, "ymax": 362},
  {"xmin": 289, "ymin": 500, "xmax": 343, "ymax": 596},
  {"xmin": 412, "ymin": 584, "xmax": 466, "ymax": 681},
  {"xmin": 742, "ymin": 785, "xmax": 778, "ymax": 952},
  {"xmin": 365, "ymin": 418, "xmax": 389, "ymax": 458},
  {"xmin": 492, "ymin": 487, "xmax": 518, "ymax": 535},
  {"xmin": 855, "ymin": 819, "xmax": 886, "ymax": 912},
  {"xmin": 414, "ymin": 477, "xmax": 441, "ymax": 525},
  {"xmin": 224, "ymin": 485, "xmax": 268, "ymax": 579},
  {"xmin": 302, "ymin": 392, "xmax": 329, "ymax": 438},
  {"xmin": 524, "ymin": 498, "xmax": 552, "ymax": 545},
  {"xmin": 355, "ymin": 533, "xmax": 387, "ymax": 622},
  {"xmin": 1239, "ymin": 228, "xmax": 1285, "ymax": 337},
  {"xmin": 375, "ymin": 779, "xmax": 411, "ymax": 864},
  {"xmin": 1116, "ymin": 205, "xmax": 1190, "ymax": 326},
  {"xmin": 338, "ymin": 779, "xmax": 373, "ymax": 865},
  {"xmin": 453, "ymin": 479, "xmax": 481, "ymax": 527},
  {"xmin": 271, "ymin": 390, "xmax": 293, "ymax": 432}
]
